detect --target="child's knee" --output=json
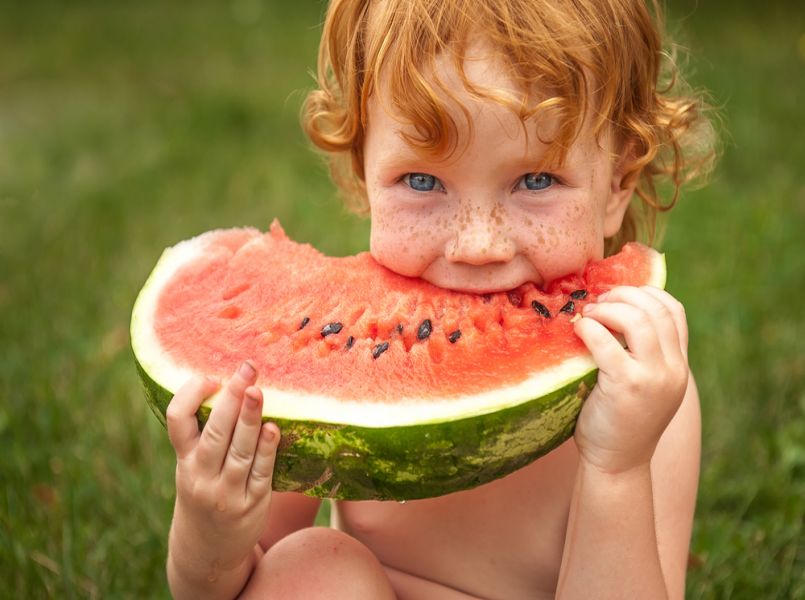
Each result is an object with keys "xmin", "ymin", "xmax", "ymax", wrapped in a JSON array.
[{"xmin": 240, "ymin": 527, "xmax": 395, "ymax": 599}]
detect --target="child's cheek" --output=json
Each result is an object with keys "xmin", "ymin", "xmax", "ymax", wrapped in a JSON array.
[
  {"xmin": 369, "ymin": 198, "xmax": 449, "ymax": 278},
  {"xmin": 517, "ymin": 202, "xmax": 604, "ymax": 283}
]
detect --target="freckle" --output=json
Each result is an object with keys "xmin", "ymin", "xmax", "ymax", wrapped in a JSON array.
[{"xmin": 490, "ymin": 203, "xmax": 504, "ymax": 226}]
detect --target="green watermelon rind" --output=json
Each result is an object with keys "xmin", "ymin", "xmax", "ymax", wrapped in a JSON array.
[{"xmin": 135, "ymin": 357, "xmax": 596, "ymax": 500}]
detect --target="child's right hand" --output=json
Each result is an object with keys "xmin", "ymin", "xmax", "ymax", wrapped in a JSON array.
[{"xmin": 166, "ymin": 361, "xmax": 280, "ymax": 580}]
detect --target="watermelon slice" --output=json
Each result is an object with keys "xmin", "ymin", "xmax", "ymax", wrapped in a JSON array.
[{"xmin": 131, "ymin": 221, "xmax": 665, "ymax": 500}]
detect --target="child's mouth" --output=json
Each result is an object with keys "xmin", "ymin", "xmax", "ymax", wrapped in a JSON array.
[{"xmin": 419, "ymin": 257, "xmax": 542, "ymax": 294}]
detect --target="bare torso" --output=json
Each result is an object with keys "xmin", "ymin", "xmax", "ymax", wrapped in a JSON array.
[{"xmin": 332, "ymin": 439, "xmax": 580, "ymax": 600}]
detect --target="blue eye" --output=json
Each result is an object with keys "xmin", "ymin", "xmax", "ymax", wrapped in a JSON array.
[
  {"xmin": 404, "ymin": 173, "xmax": 443, "ymax": 192},
  {"xmin": 522, "ymin": 173, "xmax": 554, "ymax": 191}
]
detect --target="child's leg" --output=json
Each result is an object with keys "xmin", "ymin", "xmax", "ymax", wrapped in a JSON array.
[{"xmin": 239, "ymin": 527, "xmax": 396, "ymax": 599}]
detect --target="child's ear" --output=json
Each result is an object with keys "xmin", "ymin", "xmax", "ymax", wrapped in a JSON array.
[{"xmin": 603, "ymin": 159, "xmax": 638, "ymax": 238}]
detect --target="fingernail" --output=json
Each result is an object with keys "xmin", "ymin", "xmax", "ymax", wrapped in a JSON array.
[
  {"xmin": 262, "ymin": 425, "xmax": 275, "ymax": 443},
  {"xmin": 205, "ymin": 375, "xmax": 220, "ymax": 387},
  {"xmin": 239, "ymin": 361, "xmax": 256, "ymax": 379},
  {"xmin": 582, "ymin": 303, "xmax": 594, "ymax": 314}
]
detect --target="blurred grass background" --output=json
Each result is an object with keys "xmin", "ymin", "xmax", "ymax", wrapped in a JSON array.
[{"xmin": 0, "ymin": 0, "xmax": 802, "ymax": 597}]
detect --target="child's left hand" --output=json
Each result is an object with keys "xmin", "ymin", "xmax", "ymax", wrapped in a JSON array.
[{"xmin": 572, "ymin": 286, "xmax": 690, "ymax": 474}]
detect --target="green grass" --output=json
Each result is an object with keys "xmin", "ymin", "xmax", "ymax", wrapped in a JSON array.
[
  {"xmin": 663, "ymin": 3, "xmax": 805, "ymax": 597},
  {"xmin": 0, "ymin": 1, "xmax": 802, "ymax": 597}
]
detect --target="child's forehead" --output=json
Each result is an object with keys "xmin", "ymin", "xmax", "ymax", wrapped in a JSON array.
[
  {"xmin": 367, "ymin": 75, "xmax": 610, "ymax": 171},
  {"xmin": 369, "ymin": 38, "xmax": 606, "ymax": 157}
]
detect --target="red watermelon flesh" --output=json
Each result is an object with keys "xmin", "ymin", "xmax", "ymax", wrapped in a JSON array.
[{"xmin": 151, "ymin": 221, "xmax": 659, "ymax": 403}]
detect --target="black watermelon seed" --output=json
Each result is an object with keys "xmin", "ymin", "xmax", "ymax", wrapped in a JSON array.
[
  {"xmin": 320, "ymin": 322, "xmax": 343, "ymax": 337},
  {"xmin": 570, "ymin": 289, "xmax": 588, "ymax": 300},
  {"xmin": 372, "ymin": 342, "xmax": 389, "ymax": 359},
  {"xmin": 417, "ymin": 319, "xmax": 433, "ymax": 340},
  {"xmin": 345, "ymin": 336, "xmax": 355, "ymax": 349},
  {"xmin": 448, "ymin": 330, "xmax": 462, "ymax": 343},
  {"xmin": 531, "ymin": 301, "xmax": 551, "ymax": 319},
  {"xmin": 298, "ymin": 316, "xmax": 310, "ymax": 330},
  {"xmin": 396, "ymin": 323, "xmax": 404, "ymax": 335},
  {"xmin": 560, "ymin": 301, "xmax": 575, "ymax": 314}
]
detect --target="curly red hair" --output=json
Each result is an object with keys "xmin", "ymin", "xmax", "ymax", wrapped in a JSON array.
[{"xmin": 302, "ymin": 0, "xmax": 716, "ymax": 253}]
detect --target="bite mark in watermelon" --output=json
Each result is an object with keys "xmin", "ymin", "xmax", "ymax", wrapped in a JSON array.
[{"xmin": 131, "ymin": 221, "xmax": 665, "ymax": 500}]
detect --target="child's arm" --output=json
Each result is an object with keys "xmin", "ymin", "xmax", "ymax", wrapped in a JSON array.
[
  {"xmin": 165, "ymin": 363, "xmax": 284, "ymax": 600},
  {"xmin": 556, "ymin": 286, "xmax": 700, "ymax": 599}
]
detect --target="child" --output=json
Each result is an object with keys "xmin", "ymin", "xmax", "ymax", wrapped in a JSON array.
[{"xmin": 164, "ymin": 0, "xmax": 715, "ymax": 597}]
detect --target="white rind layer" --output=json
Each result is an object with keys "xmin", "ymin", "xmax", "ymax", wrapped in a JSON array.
[
  {"xmin": 132, "ymin": 230, "xmax": 663, "ymax": 428},
  {"xmin": 649, "ymin": 252, "xmax": 667, "ymax": 289}
]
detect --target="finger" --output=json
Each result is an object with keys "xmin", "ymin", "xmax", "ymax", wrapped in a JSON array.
[
  {"xmin": 639, "ymin": 286, "xmax": 689, "ymax": 359},
  {"xmin": 581, "ymin": 301, "xmax": 663, "ymax": 359},
  {"xmin": 248, "ymin": 422, "xmax": 280, "ymax": 500},
  {"xmin": 595, "ymin": 286, "xmax": 681, "ymax": 360},
  {"xmin": 196, "ymin": 361, "xmax": 259, "ymax": 477},
  {"xmin": 167, "ymin": 375, "xmax": 220, "ymax": 459},
  {"xmin": 573, "ymin": 316, "xmax": 630, "ymax": 374},
  {"xmin": 222, "ymin": 386, "xmax": 265, "ymax": 488}
]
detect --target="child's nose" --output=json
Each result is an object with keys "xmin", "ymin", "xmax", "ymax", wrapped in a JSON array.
[{"xmin": 444, "ymin": 210, "xmax": 516, "ymax": 265}]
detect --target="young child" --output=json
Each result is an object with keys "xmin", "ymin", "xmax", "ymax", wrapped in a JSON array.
[{"xmin": 164, "ymin": 0, "xmax": 715, "ymax": 598}]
